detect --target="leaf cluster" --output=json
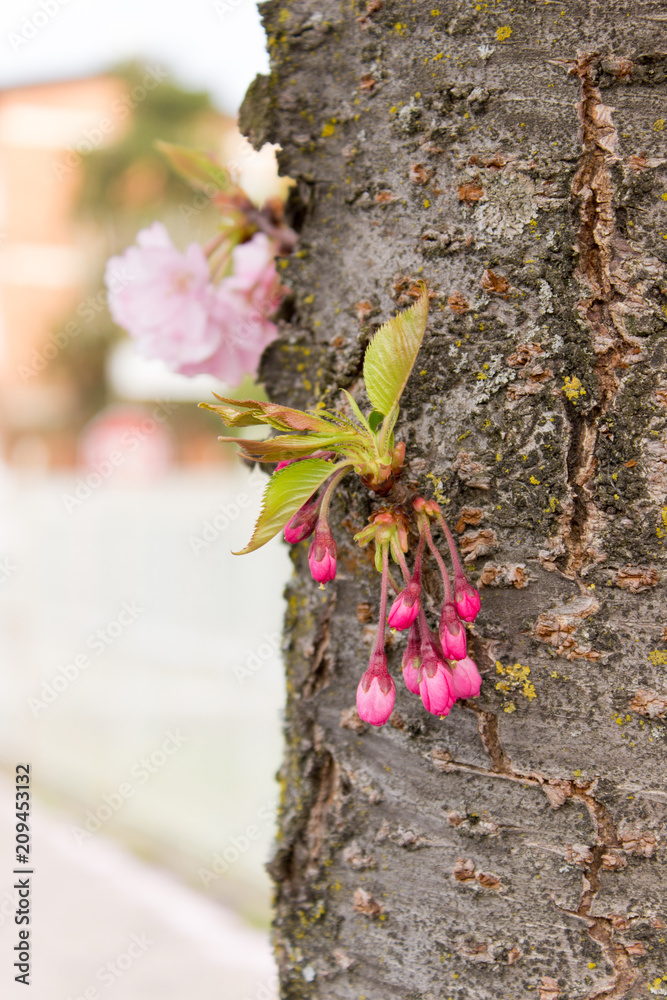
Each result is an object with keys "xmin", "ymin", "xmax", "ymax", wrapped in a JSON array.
[{"xmin": 205, "ymin": 284, "xmax": 430, "ymax": 553}]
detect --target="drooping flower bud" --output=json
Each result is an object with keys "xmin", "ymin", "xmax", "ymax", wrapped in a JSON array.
[
  {"xmin": 401, "ymin": 624, "xmax": 422, "ymax": 694},
  {"xmin": 449, "ymin": 656, "xmax": 482, "ymax": 699},
  {"xmin": 439, "ymin": 602, "xmax": 467, "ymax": 660},
  {"xmin": 388, "ymin": 579, "xmax": 421, "ymax": 631},
  {"xmin": 418, "ymin": 639, "xmax": 455, "ymax": 716},
  {"xmin": 284, "ymin": 494, "xmax": 321, "ymax": 544},
  {"xmin": 356, "ymin": 651, "xmax": 396, "ymax": 726},
  {"xmin": 453, "ymin": 575, "xmax": 481, "ymax": 622},
  {"xmin": 308, "ymin": 522, "xmax": 337, "ymax": 583},
  {"xmin": 419, "ymin": 661, "xmax": 455, "ymax": 717}
]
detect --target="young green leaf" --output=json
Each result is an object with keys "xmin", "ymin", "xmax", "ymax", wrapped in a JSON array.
[
  {"xmin": 234, "ymin": 459, "xmax": 344, "ymax": 555},
  {"xmin": 368, "ymin": 410, "xmax": 384, "ymax": 433},
  {"xmin": 220, "ymin": 433, "xmax": 352, "ymax": 463},
  {"xmin": 201, "ymin": 396, "xmax": 336, "ymax": 432},
  {"xmin": 379, "ymin": 405, "xmax": 399, "ymax": 452},
  {"xmin": 340, "ymin": 390, "xmax": 373, "ymax": 434},
  {"xmin": 362, "ymin": 283, "xmax": 429, "ymax": 416},
  {"xmin": 156, "ymin": 141, "xmax": 230, "ymax": 195}
]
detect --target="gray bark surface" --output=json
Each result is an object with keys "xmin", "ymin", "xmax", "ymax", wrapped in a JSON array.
[{"xmin": 240, "ymin": 2, "xmax": 667, "ymax": 996}]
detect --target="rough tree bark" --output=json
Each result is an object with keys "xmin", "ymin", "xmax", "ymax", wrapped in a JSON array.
[{"xmin": 240, "ymin": 2, "xmax": 667, "ymax": 996}]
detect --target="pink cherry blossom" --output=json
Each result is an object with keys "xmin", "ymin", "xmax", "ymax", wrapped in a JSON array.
[
  {"xmin": 105, "ymin": 226, "xmax": 282, "ymax": 386},
  {"xmin": 449, "ymin": 656, "xmax": 482, "ymax": 699},
  {"xmin": 179, "ymin": 233, "xmax": 282, "ymax": 383},
  {"xmin": 225, "ymin": 232, "xmax": 283, "ymax": 306},
  {"xmin": 105, "ymin": 222, "xmax": 219, "ymax": 367}
]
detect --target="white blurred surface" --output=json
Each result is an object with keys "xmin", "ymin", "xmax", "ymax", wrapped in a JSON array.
[
  {"xmin": 0, "ymin": 0, "xmax": 268, "ymax": 114},
  {"xmin": 0, "ymin": 463, "xmax": 292, "ymax": 920},
  {"xmin": 0, "ymin": 774, "xmax": 278, "ymax": 999}
]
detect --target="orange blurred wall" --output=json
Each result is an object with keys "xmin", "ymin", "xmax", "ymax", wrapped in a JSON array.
[{"xmin": 0, "ymin": 75, "xmax": 128, "ymax": 462}]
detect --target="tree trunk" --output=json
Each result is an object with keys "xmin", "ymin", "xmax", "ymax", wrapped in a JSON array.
[{"xmin": 240, "ymin": 3, "xmax": 667, "ymax": 996}]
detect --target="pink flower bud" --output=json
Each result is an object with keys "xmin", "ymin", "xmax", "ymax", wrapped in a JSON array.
[
  {"xmin": 356, "ymin": 653, "xmax": 396, "ymax": 726},
  {"xmin": 454, "ymin": 575, "xmax": 481, "ymax": 622},
  {"xmin": 401, "ymin": 626, "xmax": 422, "ymax": 694},
  {"xmin": 449, "ymin": 656, "xmax": 482, "ymax": 699},
  {"xmin": 308, "ymin": 524, "xmax": 337, "ymax": 583},
  {"xmin": 387, "ymin": 580, "xmax": 421, "ymax": 631},
  {"xmin": 284, "ymin": 495, "xmax": 321, "ymax": 544},
  {"xmin": 439, "ymin": 602, "xmax": 467, "ymax": 660},
  {"xmin": 419, "ymin": 662, "xmax": 454, "ymax": 717},
  {"xmin": 419, "ymin": 643, "xmax": 455, "ymax": 716}
]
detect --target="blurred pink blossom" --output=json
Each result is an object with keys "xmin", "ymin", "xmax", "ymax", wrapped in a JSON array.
[{"xmin": 105, "ymin": 224, "xmax": 282, "ymax": 386}]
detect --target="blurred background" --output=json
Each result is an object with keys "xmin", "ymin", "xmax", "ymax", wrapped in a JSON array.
[{"xmin": 0, "ymin": 2, "xmax": 292, "ymax": 997}]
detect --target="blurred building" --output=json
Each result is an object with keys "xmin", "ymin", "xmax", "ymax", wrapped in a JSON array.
[
  {"xmin": 0, "ymin": 76, "xmax": 128, "ymax": 467},
  {"xmin": 0, "ymin": 72, "xmax": 284, "ymax": 471},
  {"xmin": 0, "ymin": 68, "xmax": 294, "ymax": 968}
]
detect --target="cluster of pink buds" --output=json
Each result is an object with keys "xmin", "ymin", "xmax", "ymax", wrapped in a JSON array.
[
  {"xmin": 206, "ymin": 281, "xmax": 486, "ymax": 729},
  {"xmin": 354, "ymin": 500, "xmax": 482, "ymax": 727}
]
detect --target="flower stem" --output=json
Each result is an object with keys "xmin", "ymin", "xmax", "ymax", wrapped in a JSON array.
[
  {"xmin": 393, "ymin": 546, "xmax": 412, "ymax": 585},
  {"xmin": 435, "ymin": 512, "xmax": 465, "ymax": 579},
  {"xmin": 203, "ymin": 231, "xmax": 227, "ymax": 258},
  {"xmin": 412, "ymin": 528, "xmax": 426, "ymax": 583},
  {"xmin": 317, "ymin": 464, "xmax": 354, "ymax": 527},
  {"xmin": 422, "ymin": 518, "xmax": 452, "ymax": 602},
  {"xmin": 417, "ymin": 605, "xmax": 432, "ymax": 655},
  {"xmin": 374, "ymin": 545, "xmax": 390, "ymax": 656}
]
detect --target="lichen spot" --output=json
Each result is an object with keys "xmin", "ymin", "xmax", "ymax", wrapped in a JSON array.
[{"xmin": 562, "ymin": 375, "xmax": 586, "ymax": 401}]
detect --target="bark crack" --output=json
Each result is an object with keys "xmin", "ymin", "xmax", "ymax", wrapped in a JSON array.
[
  {"xmin": 551, "ymin": 52, "xmax": 661, "ymax": 580},
  {"xmin": 432, "ymin": 702, "xmax": 646, "ymax": 998}
]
